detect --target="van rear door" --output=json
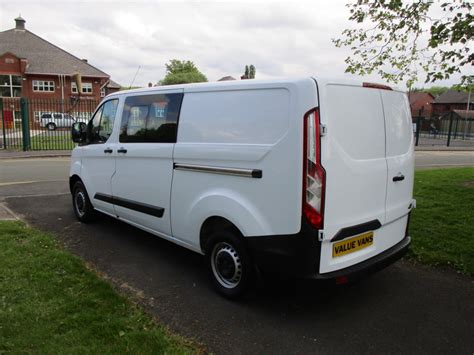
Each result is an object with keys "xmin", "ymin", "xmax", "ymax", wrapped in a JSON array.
[
  {"xmin": 381, "ymin": 90, "xmax": 414, "ymax": 223},
  {"xmin": 318, "ymin": 83, "xmax": 389, "ymax": 274}
]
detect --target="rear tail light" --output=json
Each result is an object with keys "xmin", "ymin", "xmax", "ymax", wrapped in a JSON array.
[{"xmin": 303, "ymin": 108, "xmax": 325, "ymax": 229}]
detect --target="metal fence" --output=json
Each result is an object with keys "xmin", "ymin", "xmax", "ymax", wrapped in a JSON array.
[
  {"xmin": 1, "ymin": 97, "xmax": 100, "ymax": 150},
  {"xmin": 413, "ymin": 112, "xmax": 474, "ymax": 147},
  {"xmin": 2, "ymin": 97, "xmax": 473, "ymax": 150}
]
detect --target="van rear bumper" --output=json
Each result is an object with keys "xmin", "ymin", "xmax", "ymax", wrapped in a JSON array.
[
  {"xmin": 247, "ymin": 219, "xmax": 410, "ymax": 281},
  {"xmin": 315, "ymin": 236, "xmax": 410, "ymax": 281}
]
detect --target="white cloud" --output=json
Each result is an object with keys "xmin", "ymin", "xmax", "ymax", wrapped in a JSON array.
[{"xmin": 0, "ymin": 0, "xmax": 467, "ymax": 88}]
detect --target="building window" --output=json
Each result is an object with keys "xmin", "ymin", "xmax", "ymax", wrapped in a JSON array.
[
  {"xmin": 82, "ymin": 82, "xmax": 93, "ymax": 94},
  {"xmin": 33, "ymin": 80, "xmax": 55, "ymax": 92},
  {"xmin": 71, "ymin": 82, "xmax": 93, "ymax": 94},
  {"xmin": 0, "ymin": 74, "xmax": 22, "ymax": 97},
  {"xmin": 100, "ymin": 87, "xmax": 106, "ymax": 97},
  {"xmin": 5, "ymin": 58, "xmax": 15, "ymax": 64}
]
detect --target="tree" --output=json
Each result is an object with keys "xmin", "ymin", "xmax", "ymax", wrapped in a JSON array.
[
  {"xmin": 241, "ymin": 64, "xmax": 256, "ymax": 79},
  {"xmin": 249, "ymin": 65, "xmax": 256, "ymax": 79},
  {"xmin": 418, "ymin": 86, "xmax": 450, "ymax": 97},
  {"xmin": 333, "ymin": 0, "xmax": 473, "ymax": 88},
  {"xmin": 160, "ymin": 59, "xmax": 207, "ymax": 85}
]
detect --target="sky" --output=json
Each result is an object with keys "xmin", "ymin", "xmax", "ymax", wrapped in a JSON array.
[{"xmin": 0, "ymin": 0, "xmax": 468, "ymax": 88}]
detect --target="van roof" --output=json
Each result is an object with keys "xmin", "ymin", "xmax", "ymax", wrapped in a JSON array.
[{"xmin": 105, "ymin": 76, "xmax": 405, "ymax": 99}]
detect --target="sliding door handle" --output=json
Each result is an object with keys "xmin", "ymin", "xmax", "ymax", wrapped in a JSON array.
[
  {"xmin": 117, "ymin": 148, "xmax": 128, "ymax": 154},
  {"xmin": 104, "ymin": 148, "xmax": 113, "ymax": 154},
  {"xmin": 393, "ymin": 174, "xmax": 405, "ymax": 182}
]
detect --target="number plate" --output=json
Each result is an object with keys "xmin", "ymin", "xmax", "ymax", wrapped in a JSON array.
[{"xmin": 332, "ymin": 231, "xmax": 374, "ymax": 258}]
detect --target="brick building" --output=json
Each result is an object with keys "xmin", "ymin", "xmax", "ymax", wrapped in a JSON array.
[
  {"xmin": 408, "ymin": 92, "xmax": 434, "ymax": 117},
  {"xmin": 0, "ymin": 16, "xmax": 120, "ymax": 103},
  {"xmin": 432, "ymin": 90, "xmax": 473, "ymax": 115}
]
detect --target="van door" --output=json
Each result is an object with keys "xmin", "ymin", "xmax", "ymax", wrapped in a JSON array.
[
  {"xmin": 81, "ymin": 99, "xmax": 119, "ymax": 216},
  {"xmin": 318, "ymin": 84, "xmax": 388, "ymax": 274},
  {"xmin": 111, "ymin": 91, "xmax": 183, "ymax": 237},
  {"xmin": 381, "ymin": 90, "xmax": 414, "ymax": 223}
]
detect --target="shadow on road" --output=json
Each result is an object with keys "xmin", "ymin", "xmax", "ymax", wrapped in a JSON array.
[{"xmin": 5, "ymin": 194, "xmax": 474, "ymax": 354}]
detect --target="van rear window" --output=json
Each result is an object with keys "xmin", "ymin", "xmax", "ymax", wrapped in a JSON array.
[{"xmin": 120, "ymin": 93, "xmax": 183, "ymax": 143}]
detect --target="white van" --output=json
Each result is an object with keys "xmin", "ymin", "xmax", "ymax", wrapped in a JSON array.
[{"xmin": 69, "ymin": 77, "xmax": 415, "ymax": 298}]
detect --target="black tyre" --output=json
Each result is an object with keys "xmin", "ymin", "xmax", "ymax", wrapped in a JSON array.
[
  {"xmin": 72, "ymin": 181, "xmax": 96, "ymax": 223},
  {"xmin": 205, "ymin": 229, "xmax": 254, "ymax": 299},
  {"xmin": 47, "ymin": 122, "xmax": 56, "ymax": 131}
]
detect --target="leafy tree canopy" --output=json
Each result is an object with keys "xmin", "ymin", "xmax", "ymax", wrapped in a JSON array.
[
  {"xmin": 160, "ymin": 59, "xmax": 207, "ymax": 85},
  {"xmin": 242, "ymin": 64, "xmax": 256, "ymax": 79},
  {"xmin": 333, "ymin": 0, "xmax": 473, "ymax": 88},
  {"xmin": 249, "ymin": 65, "xmax": 256, "ymax": 79},
  {"xmin": 413, "ymin": 86, "xmax": 450, "ymax": 96}
]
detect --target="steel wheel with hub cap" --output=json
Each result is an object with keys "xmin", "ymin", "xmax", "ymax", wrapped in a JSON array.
[
  {"xmin": 72, "ymin": 181, "xmax": 96, "ymax": 223},
  {"xmin": 206, "ymin": 229, "xmax": 254, "ymax": 299}
]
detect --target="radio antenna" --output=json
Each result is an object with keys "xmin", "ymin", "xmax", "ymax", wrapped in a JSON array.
[{"xmin": 129, "ymin": 65, "xmax": 141, "ymax": 89}]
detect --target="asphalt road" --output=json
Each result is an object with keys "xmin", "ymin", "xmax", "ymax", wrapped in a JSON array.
[
  {"xmin": 4, "ymin": 194, "xmax": 474, "ymax": 354},
  {"xmin": 415, "ymin": 151, "xmax": 474, "ymax": 169},
  {"xmin": 0, "ymin": 158, "xmax": 69, "ymax": 185},
  {"xmin": 0, "ymin": 153, "xmax": 473, "ymax": 354}
]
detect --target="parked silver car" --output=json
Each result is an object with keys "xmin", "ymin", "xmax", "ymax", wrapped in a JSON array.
[{"xmin": 40, "ymin": 113, "xmax": 88, "ymax": 131}]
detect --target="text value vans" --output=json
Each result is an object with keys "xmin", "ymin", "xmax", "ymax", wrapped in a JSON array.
[{"xmin": 69, "ymin": 77, "xmax": 415, "ymax": 298}]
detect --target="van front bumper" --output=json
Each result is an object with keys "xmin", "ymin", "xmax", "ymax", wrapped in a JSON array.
[{"xmin": 247, "ymin": 219, "xmax": 411, "ymax": 281}]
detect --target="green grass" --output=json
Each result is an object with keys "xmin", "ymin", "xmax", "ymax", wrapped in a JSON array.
[
  {"xmin": 408, "ymin": 167, "xmax": 474, "ymax": 275},
  {"xmin": 0, "ymin": 221, "xmax": 197, "ymax": 354},
  {"xmin": 30, "ymin": 134, "xmax": 75, "ymax": 150}
]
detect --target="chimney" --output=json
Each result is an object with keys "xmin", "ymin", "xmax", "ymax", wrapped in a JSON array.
[{"xmin": 15, "ymin": 15, "xmax": 26, "ymax": 30}]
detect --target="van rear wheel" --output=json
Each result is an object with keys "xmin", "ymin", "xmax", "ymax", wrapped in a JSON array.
[
  {"xmin": 72, "ymin": 181, "xmax": 96, "ymax": 223},
  {"xmin": 206, "ymin": 230, "xmax": 254, "ymax": 299}
]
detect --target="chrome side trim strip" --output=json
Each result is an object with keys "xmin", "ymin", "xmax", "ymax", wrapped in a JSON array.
[{"xmin": 174, "ymin": 163, "xmax": 262, "ymax": 179}]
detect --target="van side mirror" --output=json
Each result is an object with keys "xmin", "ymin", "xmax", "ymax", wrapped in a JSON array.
[{"xmin": 71, "ymin": 122, "xmax": 87, "ymax": 143}]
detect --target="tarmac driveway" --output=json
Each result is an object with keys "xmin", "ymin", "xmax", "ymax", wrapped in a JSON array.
[{"xmin": 4, "ymin": 193, "xmax": 474, "ymax": 354}]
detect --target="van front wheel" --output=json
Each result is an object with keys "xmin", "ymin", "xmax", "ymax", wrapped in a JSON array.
[
  {"xmin": 72, "ymin": 181, "xmax": 96, "ymax": 223},
  {"xmin": 206, "ymin": 230, "xmax": 253, "ymax": 299}
]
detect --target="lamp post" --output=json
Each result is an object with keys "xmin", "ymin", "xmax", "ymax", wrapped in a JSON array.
[{"xmin": 463, "ymin": 86, "xmax": 472, "ymax": 140}]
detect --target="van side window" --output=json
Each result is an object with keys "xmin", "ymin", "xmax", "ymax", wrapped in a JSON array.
[
  {"xmin": 120, "ymin": 93, "xmax": 183, "ymax": 143},
  {"xmin": 87, "ymin": 99, "xmax": 119, "ymax": 144}
]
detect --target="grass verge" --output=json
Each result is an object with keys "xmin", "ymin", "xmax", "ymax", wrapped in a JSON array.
[
  {"xmin": 30, "ymin": 134, "xmax": 75, "ymax": 150},
  {"xmin": 408, "ymin": 167, "xmax": 474, "ymax": 275},
  {"xmin": 0, "ymin": 221, "xmax": 197, "ymax": 354}
]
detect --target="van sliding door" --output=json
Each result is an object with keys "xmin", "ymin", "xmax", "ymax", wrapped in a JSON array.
[{"xmin": 111, "ymin": 90, "xmax": 184, "ymax": 237}]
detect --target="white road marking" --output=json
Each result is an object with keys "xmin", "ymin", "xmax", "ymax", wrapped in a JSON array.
[
  {"xmin": 1, "ymin": 192, "xmax": 69, "ymax": 199},
  {"xmin": 0, "ymin": 158, "xmax": 70, "ymax": 163},
  {"xmin": 0, "ymin": 180, "xmax": 65, "ymax": 187}
]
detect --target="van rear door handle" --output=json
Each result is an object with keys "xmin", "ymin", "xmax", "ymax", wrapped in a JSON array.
[
  {"xmin": 104, "ymin": 148, "xmax": 113, "ymax": 154},
  {"xmin": 393, "ymin": 174, "xmax": 405, "ymax": 182},
  {"xmin": 117, "ymin": 148, "xmax": 128, "ymax": 154}
]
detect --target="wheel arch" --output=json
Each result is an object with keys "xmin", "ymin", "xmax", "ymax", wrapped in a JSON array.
[
  {"xmin": 69, "ymin": 174, "xmax": 83, "ymax": 193},
  {"xmin": 200, "ymin": 216, "xmax": 244, "ymax": 254},
  {"xmin": 178, "ymin": 190, "xmax": 271, "ymax": 253}
]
